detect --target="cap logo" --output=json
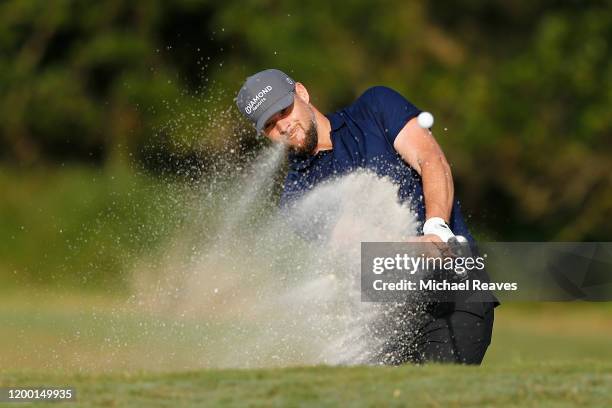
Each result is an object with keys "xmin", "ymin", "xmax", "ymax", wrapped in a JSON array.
[{"xmin": 245, "ymin": 85, "xmax": 273, "ymax": 114}]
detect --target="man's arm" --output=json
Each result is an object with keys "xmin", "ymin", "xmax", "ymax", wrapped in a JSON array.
[{"xmin": 393, "ymin": 116, "xmax": 454, "ymax": 241}]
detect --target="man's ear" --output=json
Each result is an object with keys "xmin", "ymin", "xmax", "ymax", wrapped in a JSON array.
[{"xmin": 295, "ymin": 82, "xmax": 310, "ymax": 104}]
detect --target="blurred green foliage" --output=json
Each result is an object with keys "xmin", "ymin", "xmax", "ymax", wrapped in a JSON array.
[
  {"xmin": 0, "ymin": 0, "xmax": 610, "ymax": 254},
  {"xmin": 0, "ymin": 165, "xmax": 191, "ymax": 290}
]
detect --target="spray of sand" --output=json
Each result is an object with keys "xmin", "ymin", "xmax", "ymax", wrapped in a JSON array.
[{"xmin": 128, "ymin": 146, "xmax": 423, "ymax": 368}]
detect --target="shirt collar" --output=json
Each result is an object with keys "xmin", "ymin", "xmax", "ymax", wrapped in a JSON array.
[{"xmin": 327, "ymin": 111, "xmax": 346, "ymax": 131}]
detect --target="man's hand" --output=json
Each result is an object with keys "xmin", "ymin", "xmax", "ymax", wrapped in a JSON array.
[
  {"xmin": 406, "ymin": 234, "xmax": 452, "ymax": 259},
  {"xmin": 406, "ymin": 234, "xmax": 443, "ymax": 243}
]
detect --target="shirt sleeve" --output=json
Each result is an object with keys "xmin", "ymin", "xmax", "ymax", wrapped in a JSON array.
[{"xmin": 365, "ymin": 86, "xmax": 421, "ymax": 145}]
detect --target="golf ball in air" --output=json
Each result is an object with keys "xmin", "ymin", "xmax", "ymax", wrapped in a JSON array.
[{"xmin": 417, "ymin": 111, "xmax": 434, "ymax": 129}]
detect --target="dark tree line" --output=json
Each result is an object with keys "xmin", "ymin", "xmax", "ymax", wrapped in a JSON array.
[{"xmin": 1, "ymin": 0, "xmax": 610, "ymax": 240}]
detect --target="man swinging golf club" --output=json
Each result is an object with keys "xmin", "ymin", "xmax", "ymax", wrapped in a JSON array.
[{"xmin": 236, "ymin": 68, "xmax": 499, "ymax": 365}]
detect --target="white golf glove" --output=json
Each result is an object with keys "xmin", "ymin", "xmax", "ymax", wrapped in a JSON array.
[{"xmin": 422, "ymin": 217, "xmax": 467, "ymax": 243}]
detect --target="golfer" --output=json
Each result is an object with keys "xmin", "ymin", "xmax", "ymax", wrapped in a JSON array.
[{"xmin": 236, "ymin": 69, "xmax": 498, "ymax": 365}]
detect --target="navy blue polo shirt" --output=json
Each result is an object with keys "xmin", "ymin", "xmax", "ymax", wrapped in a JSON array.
[{"xmin": 280, "ymin": 86, "xmax": 474, "ymax": 241}]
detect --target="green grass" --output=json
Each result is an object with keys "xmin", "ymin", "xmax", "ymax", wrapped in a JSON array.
[
  {"xmin": 1, "ymin": 361, "xmax": 610, "ymax": 407},
  {"xmin": 0, "ymin": 295, "xmax": 611, "ymax": 407}
]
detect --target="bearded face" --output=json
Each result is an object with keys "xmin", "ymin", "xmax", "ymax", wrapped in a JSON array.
[
  {"xmin": 262, "ymin": 89, "xmax": 319, "ymax": 156},
  {"xmin": 287, "ymin": 113, "xmax": 318, "ymax": 156}
]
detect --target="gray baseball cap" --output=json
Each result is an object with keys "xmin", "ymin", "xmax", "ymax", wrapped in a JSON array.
[{"xmin": 235, "ymin": 69, "xmax": 296, "ymax": 133}]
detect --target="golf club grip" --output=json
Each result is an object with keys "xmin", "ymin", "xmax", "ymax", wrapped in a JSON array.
[{"xmin": 448, "ymin": 236, "xmax": 471, "ymax": 279}]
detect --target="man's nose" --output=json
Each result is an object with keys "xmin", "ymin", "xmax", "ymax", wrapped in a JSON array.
[{"xmin": 275, "ymin": 117, "xmax": 291, "ymax": 135}]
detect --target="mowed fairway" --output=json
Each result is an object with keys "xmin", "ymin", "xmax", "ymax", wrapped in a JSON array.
[
  {"xmin": 2, "ymin": 361, "xmax": 611, "ymax": 407},
  {"xmin": 1, "ymin": 293, "xmax": 611, "ymax": 407}
]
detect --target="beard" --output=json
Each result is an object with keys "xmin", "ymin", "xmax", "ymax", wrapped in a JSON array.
[{"xmin": 288, "ymin": 117, "xmax": 318, "ymax": 156}]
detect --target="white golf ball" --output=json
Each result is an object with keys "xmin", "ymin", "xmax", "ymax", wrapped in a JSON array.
[{"xmin": 417, "ymin": 111, "xmax": 434, "ymax": 129}]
